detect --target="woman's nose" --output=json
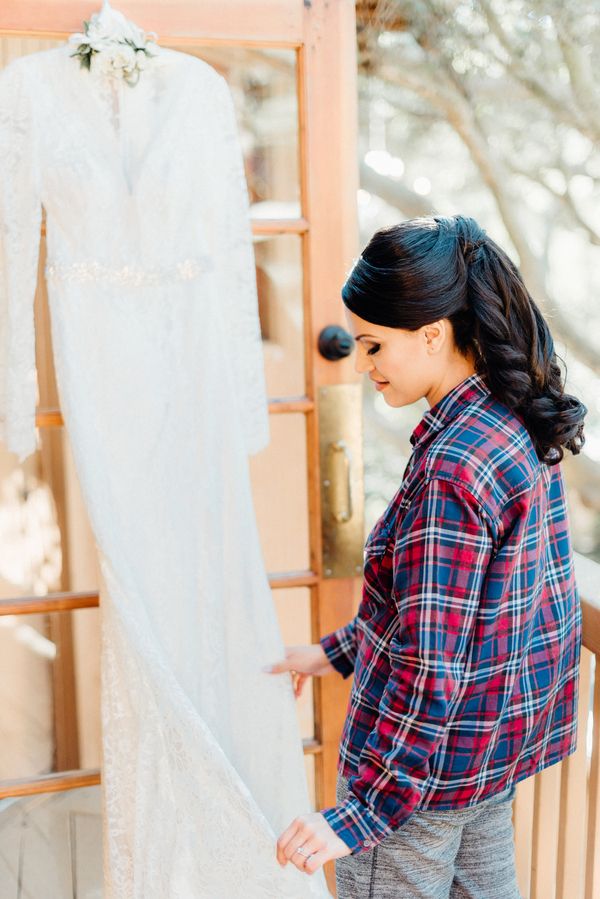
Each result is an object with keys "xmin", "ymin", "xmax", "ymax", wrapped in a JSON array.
[{"xmin": 354, "ymin": 347, "xmax": 374, "ymax": 374}]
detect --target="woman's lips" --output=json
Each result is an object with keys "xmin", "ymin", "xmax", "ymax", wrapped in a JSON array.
[{"xmin": 372, "ymin": 379, "xmax": 389, "ymax": 391}]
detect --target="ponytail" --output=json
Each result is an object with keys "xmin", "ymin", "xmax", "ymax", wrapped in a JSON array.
[{"xmin": 341, "ymin": 214, "xmax": 587, "ymax": 465}]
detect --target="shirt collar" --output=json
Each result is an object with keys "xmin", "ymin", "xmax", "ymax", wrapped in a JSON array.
[{"xmin": 409, "ymin": 372, "xmax": 491, "ymax": 449}]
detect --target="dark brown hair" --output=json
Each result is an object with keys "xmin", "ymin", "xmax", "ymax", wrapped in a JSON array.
[{"xmin": 342, "ymin": 214, "xmax": 586, "ymax": 465}]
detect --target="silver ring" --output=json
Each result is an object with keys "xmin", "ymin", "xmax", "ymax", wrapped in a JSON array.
[{"xmin": 295, "ymin": 846, "xmax": 309, "ymax": 857}]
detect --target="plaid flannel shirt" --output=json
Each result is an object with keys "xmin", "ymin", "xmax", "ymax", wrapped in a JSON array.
[{"xmin": 319, "ymin": 372, "xmax": 582, "ymax": 854}]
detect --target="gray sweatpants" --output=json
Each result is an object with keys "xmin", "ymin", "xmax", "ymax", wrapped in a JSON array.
[{"xmin": 335, "ymin": 774, "xmax": 522, "ymax": 899}]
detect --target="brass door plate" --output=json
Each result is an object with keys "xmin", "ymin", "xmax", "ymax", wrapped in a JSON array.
[{"xmin": 318, "ymin": 384, "xmax": 364, "ymax": 578}]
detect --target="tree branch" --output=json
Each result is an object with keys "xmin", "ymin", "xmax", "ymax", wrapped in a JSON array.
[
  {"xmin": 505, "ymin": 163, "xmax": 600, "ymax": 247},
  {"xmin": 554, "ymin": 17, "xmax": 600, "ymax": 141},
  {"xmin": 359, "ymin": 159, "xmax": 435, "ymax": 217},
  {"xmin": 477, "ymin": 0, "xmax": 600, "ymax": 143}
]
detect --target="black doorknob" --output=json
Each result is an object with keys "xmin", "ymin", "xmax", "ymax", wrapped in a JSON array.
[{"xmin": 318, "ymin": 325, "xmax": 354, "ymax": 361}]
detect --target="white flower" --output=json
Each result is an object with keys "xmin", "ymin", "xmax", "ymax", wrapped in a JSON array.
[
  {"xmin": 123, "ymin": 20, "xmax": 147, "ymax": 47},
  {"xmin": 69, "ymin": 9, "xmax": 159, "ymax": 85},
  {"xmin": 85, "ymin": 17, "xmax": 109, "ymax": 43},
  {"xmin": 91, "ymin": 51, "xmax": 114, "ymax": 77},
  {"xmin": 109, "ymin": 45, "xmax": 137, "ymax": 71},
  {"xmin": 89, "ymin": 35, "xmax": 114, "ymax": 52},
  {"xmin": 68, "ymin": 31, "xmax": 87, "ymax": 48}
]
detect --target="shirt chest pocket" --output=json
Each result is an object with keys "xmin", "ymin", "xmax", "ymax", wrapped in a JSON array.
[
  {"xmin": 364, "ymin": 495, "xmax": 413, "ymax": 561},
  {"xmin": 362, "ymin": 496, "xmax": 415, "ymax": 611}
]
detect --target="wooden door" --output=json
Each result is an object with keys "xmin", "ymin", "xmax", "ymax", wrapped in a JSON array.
[{"xmin": 0, "ymin": 2, "xmax": 362, "ymax": 894}]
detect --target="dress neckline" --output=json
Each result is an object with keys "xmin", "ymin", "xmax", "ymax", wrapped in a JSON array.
[{"xmin": 65, "ymin": 43, "xmax": 189, "ymax": 197}]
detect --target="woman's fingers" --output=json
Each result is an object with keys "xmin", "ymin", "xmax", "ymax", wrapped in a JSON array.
[
  {"xmin": 292, "ymin": 672, "xmax": 309, "ymax": 698},
  {"xmin": 288, "ymin": 835, "xmax": 324, "ymax": 873},
  {"xmin": 263, "ymin": 645, "xmax": 300, "ymax": 674},
  {"xmin": 276, "ymin": 813, "xmax": 352, "ymax": 874},
  {"xmin": 302, "ymin": 847, "xmax": 329, "ymax": 875},
  {"xmin": 262, "ymin": 658, "xmax": 291, "ymax": 674},
  {"xmin": 276, "ymin": 817, "xmax": 303, "ymax": 865},
  {"xmin": 263, "ymin": 661, "xmax": 307, "ymax": 700},
  {"xmin": 264, "ymin": 644, "xmax": 320, "ymax": 675},
  {"xmin": 283, "ymin": 828, "xmax": 312, "ymax": 864},
  {"xmin": 277, "ymin": 814, "xmax": 324, "ymax": 868},
  {"xmin": 291, "ymin": 671, "xmax": 300, "ymax": 695}
]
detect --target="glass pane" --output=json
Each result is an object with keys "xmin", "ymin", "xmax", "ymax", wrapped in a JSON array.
[
  {"xmin": 0, "ymin": 608, "xmax": 101, "ymax": 782},
  {"xmin": 166, "ymin": 44, "xmax": 300, "ymax": 212},
  {"xmin": 249, "ymin": 414, "xmax": 309, "ymax": 572},
  {"xmin": 0, "ymin": 36, "xmax": 61, "ymax": 67},
  {"xmin": 0, "ymin": 785, "xmax": 102, "ymax": 898},
  {"xmin": 272, "ymin": 587, "xmax": 314, "ymax": 741},
  {"xmin": 254, "ymin": 234, "xmax": 305, "ymax": 397},
  {"xmin": 363, "ymin": 392, "xmax": 424, "ymax": 535},
  {"xmin": 0, "ymin": 430, "xmax": 102, "ymax": 596}
]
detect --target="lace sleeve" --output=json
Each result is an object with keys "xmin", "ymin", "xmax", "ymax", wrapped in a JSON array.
[
  {"xmin": 213, "ymin": 74, "xmax": 269, "ymax": 456},
  {"xmin": 0, "ymin": 59, "xmax": 42, "ymax": 462}
]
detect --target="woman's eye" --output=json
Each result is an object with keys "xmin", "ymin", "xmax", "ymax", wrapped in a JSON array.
[{"xmin": 366, "ymin": 344, "xmax": 381, "ymax": 356}]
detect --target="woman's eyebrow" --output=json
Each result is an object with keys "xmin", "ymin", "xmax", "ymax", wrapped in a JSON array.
[{"xmin": 354, "ymin": 333, "xmax": 379, "ymax": 341}]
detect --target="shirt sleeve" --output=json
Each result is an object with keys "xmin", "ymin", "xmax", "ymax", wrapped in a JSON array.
[
  {"xmin": 0, "ymin": 59, "xmax": 42, "ymax": 462},
  {"xmin": 320, "ymin": 615, "xmax": 358, "ymax": 679},
  {"xmin": 320, "ymin": 476, "xmax": 496, "ymax": 853}
]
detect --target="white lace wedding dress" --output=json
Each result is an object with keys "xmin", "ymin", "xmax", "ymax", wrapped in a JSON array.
[{"xmin": 0, "ymin": 34, "xmax": 329, "ymax": 899}]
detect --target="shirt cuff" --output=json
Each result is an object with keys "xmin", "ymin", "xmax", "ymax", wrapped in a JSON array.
[
  {"xmin": 320, "ymin": 622, "xmax": 356, "ymax": 679},
  {"xmin": 321, "ymin": 794, "xmax": 394, "ymax": 855}
]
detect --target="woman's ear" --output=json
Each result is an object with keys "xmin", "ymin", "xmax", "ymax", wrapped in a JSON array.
[{"xmin": 423, "ymin": 320, "xmax": 445, "ymax": 351}]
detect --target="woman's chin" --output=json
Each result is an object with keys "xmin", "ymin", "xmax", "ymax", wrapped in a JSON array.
[
  {"xmin": 381, "ymin": 391, "xmax": 397, "ymax": 406},
  {"xmin": 381, "ymin": 389, "xmax": 409, "ymax": 408}
]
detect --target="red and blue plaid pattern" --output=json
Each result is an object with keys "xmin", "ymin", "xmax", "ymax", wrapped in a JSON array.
[{"xmin": 320, "ymin": 372, "xmax": 582, "ymax": 854}]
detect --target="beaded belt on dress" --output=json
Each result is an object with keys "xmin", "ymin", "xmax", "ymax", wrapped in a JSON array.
[{"xmin": 45, "ymin": 257, "xmax": 213, "ymax": 287}]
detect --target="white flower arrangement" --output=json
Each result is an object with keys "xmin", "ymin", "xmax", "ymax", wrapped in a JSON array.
[{"xmin": 69, "ymin": 8, "xmax": 159, "ymax": 86}]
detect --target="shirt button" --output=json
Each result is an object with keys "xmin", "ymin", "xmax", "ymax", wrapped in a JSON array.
[{"xmin": 363, "ymin": 839, "xmax": 372, "ymax": 847}]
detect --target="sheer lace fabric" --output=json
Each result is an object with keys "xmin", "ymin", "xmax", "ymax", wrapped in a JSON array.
[{"xmin": 0, "ymin": 45, "xmax": 329, "ymax": 897}]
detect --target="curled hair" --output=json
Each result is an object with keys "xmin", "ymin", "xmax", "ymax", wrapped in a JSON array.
[{"xmin": 342, "ymin": 214, "xmax": 587, "ymax": 465}]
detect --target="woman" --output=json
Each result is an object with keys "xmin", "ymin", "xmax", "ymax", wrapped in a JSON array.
[{"xmin": 265, "ymin": 214, "xmax": 586, "ymax": 898}]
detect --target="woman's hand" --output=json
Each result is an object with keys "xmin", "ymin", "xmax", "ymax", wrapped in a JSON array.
[
  {"xmin": 276, "ymin": 812, "xmax": 352, "ymax": 875},
  {"xmin": 263, "ymin": 644, "xmax": 336, "ymax": 698}
]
